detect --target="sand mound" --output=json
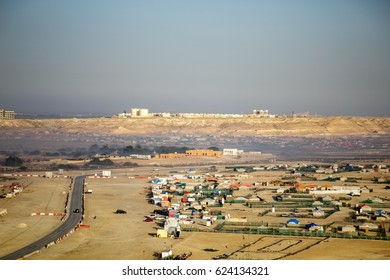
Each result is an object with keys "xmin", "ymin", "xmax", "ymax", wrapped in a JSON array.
[
  {"xmin": 112, "ymin": 126, "xmax": 132, "ymax": 135},
  {"xmin": 16, "ymin": 223, "xmax": 27, "ymax": 228}
]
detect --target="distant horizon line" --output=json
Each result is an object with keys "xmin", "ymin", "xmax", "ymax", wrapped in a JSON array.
[{"xmin": 13, "ymin": 111, "xmax": 390, "ymax": 119}]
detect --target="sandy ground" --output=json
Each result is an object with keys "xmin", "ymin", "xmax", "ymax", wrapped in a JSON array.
[
  {"xmin": 1, "ymin": 165, "xmax": 390, "ymax": 260},
  {"xmin": 0, "ymin": 176, "xmax": 71, "ymax": 257}
]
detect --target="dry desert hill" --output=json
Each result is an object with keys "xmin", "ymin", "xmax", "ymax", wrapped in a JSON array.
[{"xmin": 1, "ymin": 116, "xmax": 389, "ymax": 137}]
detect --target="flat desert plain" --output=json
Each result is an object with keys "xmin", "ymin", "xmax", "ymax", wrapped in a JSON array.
[{"xmin": 1, "ymin": 166, "xmax": 389, "ymax": 260}]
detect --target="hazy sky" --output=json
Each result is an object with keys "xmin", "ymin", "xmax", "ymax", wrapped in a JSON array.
[{"xmin": 0, "ymin": 0, "xmax": 389, "ymax": 116}]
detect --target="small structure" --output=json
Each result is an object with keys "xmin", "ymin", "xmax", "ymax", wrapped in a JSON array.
[
  {"xmin": 233, "ymin": 196, "xmax": 249, "ymax": 202},
  {"xmin": 359, "ymin": 223, "xmax": 378, "ymax": 231},
  {"xmin": 227, "ymin": 217, "xmax": 247, "ymax": 223},
  {"xmin": 313, "ymin": 201, "xmax": 324, "ymax": 206},
  {"xmin": 161, "ymin": 250, "xmax": 173, "ymax": 259},
  {"xmin": 286, "ymin": 218, "xmax": 300, "ymax": 226},
  {"xmin": 276, "ymin": 187, "xmax": 286, "ymax": 194},
  {"xmin": 130, "ymin": 108, "xmax": 149, "ymax": 117},
  {"xmin": 360, "ymin": 187, "xmax": 371, "ymax": 194},
  {"xmin": 157, "ymin": 229, "xmax": 168, "ymax": 238},
  {"xmin": 151, "ymin": 197, "xmax": 161, "ymax": 205},
  {"xmin": 200, "ymin": 198, "xmax": 216, "ymax": 206},
  {"xmin": 222, "ymin": 149, "xmax": 243, "ymax": 156},
  {"xmin": 0, "ymin": 109, "xmax": 15, "ymax": 120},
  {"xmin": 355, "ymin": 214, "xmax": 370, "ymax": 221},
  {"xmin": 0, "ymin": 208, "xmax": 7, "ymax": 216},
  {"xmin": 374, "ymin": 209, "xmax": 388, "ymax": 220},
  {"xmin": 244, "ymin": 194, "xmax": 260, "ymax": 202},
  {"xmin": 312, "ymin": 207, "xmax": 325, "ymax": 217},
  {"xmin": 372, "ymin": 197, "xmax": 383, "ymax": 204},
  {"xmin": 161, "ymin": 200, "xmax": 170, "ymax": 208},
  {"xmin": 164, "ymin": 218, "xmax": 180, "ymax": 237},
  {"xmin": 341, "ymin": 225, "xmax": 356, "ymax": 233},
  {"xmin": 322, "ymin": 195, "xmax": 334, "ymax": 202},
  {"xmin": 305, "ymin": 223, "xmax": 323, "ymax": 232},
  {"xmin": 359, "ymin": 204, "xmax": 372, "ymax": 213},
  {"xmin": 295, "ymin": 185, "xmax": 307, "ymax": 192}
]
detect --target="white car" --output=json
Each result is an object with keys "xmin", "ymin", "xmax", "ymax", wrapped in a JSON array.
[{"xmin": 145, "ymin": 213, "xmax": 156, "ymax": 219}]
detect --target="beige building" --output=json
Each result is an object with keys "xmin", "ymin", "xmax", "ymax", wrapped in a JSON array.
[
  {"xmin": 130, "ymin": 108, "xmax": 149, "ymax": 117},
  {"xmin": 0, "ymin": 109, "xmax": 15, "ymax": 120}
]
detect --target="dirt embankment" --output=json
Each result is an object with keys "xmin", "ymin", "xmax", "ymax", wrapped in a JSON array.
[{"xmin": 1, "ymin": 116, "xmax": 390, "ymax": 137}]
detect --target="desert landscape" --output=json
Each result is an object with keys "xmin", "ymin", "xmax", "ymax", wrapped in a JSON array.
[
  {"xmin": 1, "ymin": 116, "xmax": 390, "ymax": 137},
  {"xmin": 1, "ymin": 116, "xmax": 390, "ymax": 260},
  {"xmin": 1, "ymin": 3, "xmax": 389, "ymax": 279},
  {"xmin": 1, "ymin": 154, "xmax": 389, "ymax": 260}
]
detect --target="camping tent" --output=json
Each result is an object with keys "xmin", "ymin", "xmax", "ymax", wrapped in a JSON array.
[
  {"xmin": 305, "ymin": 222, "xmax": 318, "ymax": 229},
  {"xmin": 287, "ymin": 218, "xmax": 300, "ymax": 225}
]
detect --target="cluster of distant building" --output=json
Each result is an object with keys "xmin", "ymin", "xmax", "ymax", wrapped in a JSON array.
[
  {"xmin": 0, "ymin": 108, "xmax": 15, "ymax": 120},
  {"xmin": 115, "ymin": 108, "xmax": 277, "ymax": 118},
  {"xmin": 95, "ymin": 148, "xmax": 247, "ymax": 161},
  {"xmin": 154, "ymin": 148, "xmax": 245, "ymax": 159}
]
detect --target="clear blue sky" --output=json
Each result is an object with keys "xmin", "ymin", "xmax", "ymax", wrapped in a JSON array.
[{"xmin": 0, "ymin": 0, "xmax": 389, "ymax": 116}]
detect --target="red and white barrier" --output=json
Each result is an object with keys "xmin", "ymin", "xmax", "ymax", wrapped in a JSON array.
[
  {"xmin": 86, "ymin": 176, "xmax": 117, "ymax": 179},
  {"xmin": 1, "ymin": 173, "xmax": 69, "ymax": 178},
  {"xmin": 31, "ymin": 212, "xmax": 65, "ymax": 216}
]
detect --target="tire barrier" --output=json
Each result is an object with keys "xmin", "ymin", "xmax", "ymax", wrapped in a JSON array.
[
  {"xmin": 22, "ymin": 250, "xmax": 40, "ymax": 259},
  {"xmin": 86, "ymin": 176, "xmax": 117, "ymax": 179},
  {"xmin": 60, "ymin": 213, "xmax": 68, "ymax": 221},
  {"xmin": 31, "ymin": 213, "xmax": 65, "ymax": 216},
  {"xmin": 53, "ymin": 227, "xmax": 77, "ymax": 246},
  {"xmin": 1, "ymin": 173, "xmax": 70, "ymax": 178},
  {"xmin": 62, "ymin": 178, "xmax": 73, "ymax": 218}
]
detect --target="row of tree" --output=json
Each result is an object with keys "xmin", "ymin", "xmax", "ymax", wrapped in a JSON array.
[
  {"xmin": 0, "ymin": 144, "xmax": 221, "ymax": 158},
  {"xmin": 0, "ymin": 156, "xmax": 139, "ymax": 171}
]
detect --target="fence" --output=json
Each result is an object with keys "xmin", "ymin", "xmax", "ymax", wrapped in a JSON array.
[{"xmin": 181, "ymin": 223, "xmax": 390, "ymax": 241}]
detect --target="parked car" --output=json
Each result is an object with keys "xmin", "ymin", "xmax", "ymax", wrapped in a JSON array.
[
  {"xmin": 115, "ymin": 209, "xmax": 127, "ymax": 214},
  {"xmin": 153, "ymin": 209, "xmax": 169, "ymax": 216},
  {"xmin": 145, "ymin": 213, "xmax": 156, "ymax": 219}
]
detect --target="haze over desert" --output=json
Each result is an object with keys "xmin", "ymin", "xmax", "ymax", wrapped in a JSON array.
[
  {"xmin": 1, "ymin": 115, "xmax": 389, "ymax": 262},
  {"xmin": 1, "ymin": 1, "xmax": 390, "ymax": 278}
]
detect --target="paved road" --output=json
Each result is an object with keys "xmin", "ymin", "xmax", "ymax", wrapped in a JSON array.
[{"xmin": 0, "ymin": 175, "xmax": 85, "ymax": 260}]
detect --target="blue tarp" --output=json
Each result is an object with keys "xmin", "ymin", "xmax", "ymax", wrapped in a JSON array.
[
  {"xmin": 287, "ymin": 218, "xmax": 300, "ymax": 224},
  {"xmin": 305, "ymin": 222, "xmax": 318, "ymax": 229},
  {"xmin": 375, "ymin": 209, "xmax": 387, "ymax": 215}
]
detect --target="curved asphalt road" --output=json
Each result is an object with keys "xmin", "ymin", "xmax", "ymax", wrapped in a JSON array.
[{"xmin": 0, "ymin": 175, "xmax": 85, "ymax": 260}]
